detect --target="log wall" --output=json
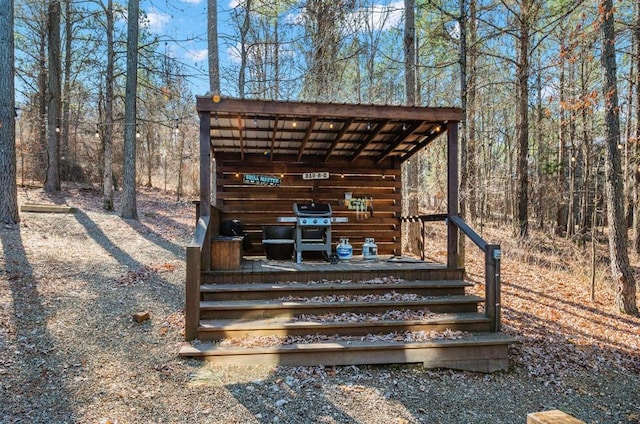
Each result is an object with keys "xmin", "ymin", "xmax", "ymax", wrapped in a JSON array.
[{"xmin": 214, "ymin": 152, "xmax": 403, "ymax": 257}]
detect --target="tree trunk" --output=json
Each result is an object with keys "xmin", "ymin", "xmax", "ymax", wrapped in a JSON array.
[
  {"xmin": 457, "ymin": 0, "xmax": 469, "ymax": 267},
  {"xmin": 121, "ymin": 0, "xmax": 139, "ymax": 220},
  {"xmin": 467, "ymin": 0, "xmax": 478, "ymax": 222},
  {"xmin": 633, "ymin": 0, "xmax": 640, "ymax": 254},
  {"xmin": 61, "ymin": 0, "xmax": 72, "ymax": 181},
  {"xmin": 38, "ymin": 29, "xmax": 47, "ymax": 182},
  {"xmin": 404, "ymin": 0, "xmax": 415, "ymax": 107},
  {"xmin": 0, "ymin": 0, "xmax": 19, "ymax": 224},
  {"xmin": 103, "ymin": 0, "xmax": 115, "ymax": 211},
  {"xmin": 403, "ymin": 0, "xmax": 420, "ymax": 256},
  {"xmin": 45, "ymin": 0, "xmax": 61, "ymax": 192},
  {"xmin": 238, "ymin": 0, "xmax": 252, "ymax": 98},
  {"xmin": 556, "ymin": 38, "xmax": 567, "ymax": 235},
  {"xmin": 599, "ymin": 0, "xmax": 638, "ymax": 315},
  {"xmin": 208, "ymin": 0, "xmax": 220, "ymax": 95},
  {"xmin": 515, "ymin": 1, "xmax": 531, "ymax": 237}
]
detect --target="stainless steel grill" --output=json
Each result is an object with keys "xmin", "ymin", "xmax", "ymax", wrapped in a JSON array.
[{"xmin": 293, "ymin": 202, "xmax": 332, "ymax": 263}]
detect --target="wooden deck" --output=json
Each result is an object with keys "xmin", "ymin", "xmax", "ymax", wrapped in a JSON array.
[
  {"xmin": 181, "ymin": 252, "xmax": 515, "ymax": 371},
  {"xmin": 204, "ymin": 255, "xmax": 464, "ymax": 284}
]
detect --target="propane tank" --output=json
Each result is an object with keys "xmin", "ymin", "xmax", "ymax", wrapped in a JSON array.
[
  {"xmin": 362, "ymin": 238, "xmax": 378, "ymax": 260},
  {"xmin": 336, "ymin": 238, "xmax": 353, "ymax": 261}
]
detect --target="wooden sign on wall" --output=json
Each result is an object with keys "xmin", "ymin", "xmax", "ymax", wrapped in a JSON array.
[
  {"xmin": 243, "ymin": 174, "xmax": 281, "ymax": 186},
  {"xmin": 302, "ymin": 172, "xmax": 329, "ymax": 180}
]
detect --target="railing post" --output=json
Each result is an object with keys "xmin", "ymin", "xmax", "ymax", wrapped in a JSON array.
[
  {"xmin": 185, "ymin": 245, "xmax": 201, "ymax": 340},
  {"xmin": 447, "ymin": 121, "xmax": 460, "ymax": 269},
  {"xmin": 485, "ymin": 244, "xmax": 501, "ymax": 332}
]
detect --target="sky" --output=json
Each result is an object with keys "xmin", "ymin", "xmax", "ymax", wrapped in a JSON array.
[
  {"xmin": 142, "ymin": 0, "xmax": 405, "ymax": 96},
  {"xmin": 144, "ymin": 0, "xmax": 211, "ymax": 95}
]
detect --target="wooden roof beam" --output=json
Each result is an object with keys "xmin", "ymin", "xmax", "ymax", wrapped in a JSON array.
[
  {"xmin": 400, "ymin": 124, "xmax": 446, "ymax": 162},
  {"xmin": 197, "ymin": 97, "xmax": 462, "ymax": 122},
  {"xmin": 375, "ymin": 121, "xmax": 422, "ymax": 165},
  {"xmin": 237, "ymin": 115, "xmax": 245, "ymax": 160},
  {"xmin": 270, "ymin": 115, "xmax": 279, "ymax": 160},
  {"xmin": 323, "ymin": 118, "xmax": 353, "ymax": 162},
  {"xmin": 350, "ymin": 120, "xmax": 389, "ymax": 163},
  {"xmin": 297, "ymin": 116, "xmax": 317, "ymax": 161}
]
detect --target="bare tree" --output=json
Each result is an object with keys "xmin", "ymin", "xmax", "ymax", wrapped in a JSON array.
[
  {"xmin": 208, "ymin": 0, "xmax": 220, "ymax": 95},
  {"xmin": 301, "ymin": 0, "xmax": 355, "ymax": 101},
  {"xmin": 599, "ymin": 0, "xmax": 638, "ymax": 315},
  {"xmin": 404, "ymin": 0, "xmax": 416, "ymax": 106},
  {"xmin": 100, "ymin": 0, "xmax": 115, "ymax": 211},
  {"xmin": 0, "ymin": 0, "xmax": 19, "ymax": 224},
  {"xmin": 45, "ymin": 0, "xmax": 61, "ymax": 192},
  {"xmin": 633, "ymin": 0, "xmax": 640, "ymax": 254},
  {"xmin": 121, "ymin": 0, "xmax": 139, "ymax": 220}
]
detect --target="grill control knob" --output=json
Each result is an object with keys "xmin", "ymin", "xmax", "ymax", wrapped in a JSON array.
[
  {"xmin": 312, "ymin": 219, "xmax": 318, "ymax": 224},
  {"xmin": 323, "ymin": 219, "xmax": 329, "ymax": 225},
  {"xmin": 301, "ymin": 219, "xmax": 307, "ymax": 225}
]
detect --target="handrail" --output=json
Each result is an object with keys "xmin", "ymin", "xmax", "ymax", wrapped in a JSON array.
[
  {"xmin": 449, "ymin": 215, "xmax": 486, "ymax": 251},
  {"xmin": 185, "ymin": 215, "xmax": 211, "ymax": 340},
  {"xmin": 409, "ymin": 214, "xmax": 501, "ymax": 332},
  {"xmin": 449, "ymin": 214, "xmax": 501, "ymax": 332}
]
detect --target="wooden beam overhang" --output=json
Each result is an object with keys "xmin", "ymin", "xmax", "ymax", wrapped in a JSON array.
[
  {"xmin": 350, "ymin": 120, "xmax": 389, "ymax": 163},
  {"xmin": 236, "ymin": 116, "xmax": 245, "ymax": 160},
  {"xmin": 197, "ymin": 97, "xmax": 462, "ymax": 165},
  {"xmin": 400, "ymin": 124, "xmax": 446, "ymax": 162},
  {"xmin": 197, "ymin": 97, "xmax": 462, "ymax": 123},
  {"xmin": 323, "ymin": 118, "xmax": 353, "ymax": 162},
  {"xmin": 375, "ymin": 121, "xmax": 422, "ymax": 165},
  {"xmin": 297, "ymin": 116, "xmax": 317, "ymax": 161},
  {"xmin": 270, "ymin": 115, "xmax": 279, "ymax": 160}
]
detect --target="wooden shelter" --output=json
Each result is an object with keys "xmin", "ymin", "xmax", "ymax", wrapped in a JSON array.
[
  {"xmin": 181, "ymin": 96, "xmax": 512, "ymax": 371},
  {"xmin": 196, "ymin": 96, "xmax": 462, "ymax": 259}
]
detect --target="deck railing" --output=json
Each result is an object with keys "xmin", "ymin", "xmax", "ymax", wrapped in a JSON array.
[
  {"xmin": 449, "ymin": 215, "xmax": 501, "ymax": 332},
  {"xmin": 185, "ymin": 215, "xmax": 210, "ymax": 340},
  {"xmin": 409, "ymin": 214, "xmax": 501, "ymax": 332}
]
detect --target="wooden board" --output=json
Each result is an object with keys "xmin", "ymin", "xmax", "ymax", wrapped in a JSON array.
[
  {"xmin": 211, "ymin": 237, "xmax": 243, "ymax": 270},
  {"xmin": 21, "ymin": 203, "xmax": 77, "ymax": 213},
  {"xmin": 527, "ymin": 410, "xmax": 585, "ymax": 424}
]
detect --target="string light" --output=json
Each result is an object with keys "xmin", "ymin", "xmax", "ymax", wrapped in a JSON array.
[{"xmin": 292, "ymin": 119, "xmax": 297, "ymax": 128}]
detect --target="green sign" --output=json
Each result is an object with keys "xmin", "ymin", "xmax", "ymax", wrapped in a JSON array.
[{"xmin": 243, "ymin": 174, "xmax": 281, "ymax": 186}]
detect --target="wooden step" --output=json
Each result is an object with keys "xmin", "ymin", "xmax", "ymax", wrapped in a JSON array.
[
  {"xmin": 178, "ymin": 332, "xmax": 516, "ymax": 372},
  {"xmin": 200, "ymin": 280, "xmax": 472, "ymax": 301},
  {"xmin": 201, "ymin": 264, "xmax": 465, "ymax": 285},
  {"xmin": 199, "ymin": 295, "xmax": 482, "ymax": 320},
  {"xmin": 196, "ymin": 312, "xmax": 492, "ymax": 341}
]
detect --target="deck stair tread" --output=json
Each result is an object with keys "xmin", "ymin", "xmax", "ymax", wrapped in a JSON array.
[
  {"xmin": 178, "ymin": 332, "xmax": 516, "ymax": 371},
  {"xmin": 200, "ymin": 295, "xmax": 482, "ymax": 310},
  {"xmin": 200, "ymin": 279, "xmax": 472, "ymax": 292},
  {"xmin": 182, "ymin": 331, "xmax": 514, "ymax": 354},
  {"xmin": 200, "ymin": 312, "xmax": 490, "ymax": 330}
]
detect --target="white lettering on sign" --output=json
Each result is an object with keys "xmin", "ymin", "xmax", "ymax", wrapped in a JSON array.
[
  {"xmin": 302, "ymin": 172, "xmax": 330, "ymax": 180},
  {"xmin": 243, "ymin": 174, "xmax": 281, "ymax": 186}
]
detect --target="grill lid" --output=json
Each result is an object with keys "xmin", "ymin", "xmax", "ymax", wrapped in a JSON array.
[{"xmin": 293, "ymin": 202, "xmax": 332, "ymax": 217}]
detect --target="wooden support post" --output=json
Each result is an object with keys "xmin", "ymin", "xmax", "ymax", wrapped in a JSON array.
[
  {"xmin": 447, "ymin": 121, "xmax": 459, "ymax": 269},
  {"xmin": 485, "ymin": 244, "xmax": 501, "ymax": 332},
  {"xmin": 185, "ymin": 245, "xmax": 201, "ymax": 340},
  {"xmin": 199, "ymin": 111, "xmax": 212, "ymax": 271}
]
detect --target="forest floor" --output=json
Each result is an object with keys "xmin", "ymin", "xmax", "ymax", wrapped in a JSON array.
[{"xmin": 0, "ymin": 184, "xmax": 639, "ymax": 424}]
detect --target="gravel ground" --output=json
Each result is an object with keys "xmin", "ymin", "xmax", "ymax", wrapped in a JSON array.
[{"xmin": 1, "ymin": 186, "xmax": 639, "ymax": 423}]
